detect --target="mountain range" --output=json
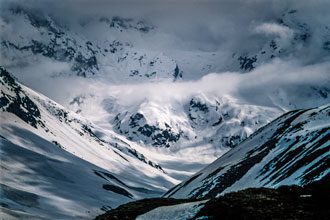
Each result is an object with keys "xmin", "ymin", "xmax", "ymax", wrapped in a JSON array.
[{"xmin": 1, "ymin": 1, "xmax": 330, "ymax": 219}]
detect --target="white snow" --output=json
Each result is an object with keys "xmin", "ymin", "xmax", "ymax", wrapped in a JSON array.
[
  {"xmin": 1, "ymin": 6, "xmax": 330, "ymax": 219},
  {"xmin": 168, "ymin": 104, "xmax": 330, "ymax": 199},
  {"xmin": 0, "ymin": 74, "xmax": 178, "ymax": 219},
  {"xmin": 137, "ymin": 200, "xmax": 208, "ymax": 220}
]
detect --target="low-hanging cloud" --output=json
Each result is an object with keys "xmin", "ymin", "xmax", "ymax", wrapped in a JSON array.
[
  {"xmin": 235, "ymin": 59, "xmax": 330, "ymax": 108},
  {"xmin": 255, "ymin": 23, "xmax": 293, "ymax": 38},
  {"xmin": 254, "ymin": 23, "xmax": 294, "ymax": 47},
  {"xmin": 65, "ymin": 58, "xmax": 330, "ymax": 110}
]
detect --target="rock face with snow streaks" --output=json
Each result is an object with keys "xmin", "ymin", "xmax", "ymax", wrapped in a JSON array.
[
  {"xmin": 165, "ymin": 104, "xmax": 330, "ymax": 199},
  {"xmin": 0, "ymin": 67, "xmax": 177, "ymax": 219}
]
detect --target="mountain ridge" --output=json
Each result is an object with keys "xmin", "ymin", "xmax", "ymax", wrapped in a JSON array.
[
  {"xmin": 164, "ymin": 104, "xmax": 329, "ymax": 199},
  {"xmin": 0, "ymin": 66, "xmax": 178, "ymax": 219}
]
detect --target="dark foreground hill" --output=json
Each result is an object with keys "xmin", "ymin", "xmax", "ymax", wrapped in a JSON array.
[{"xmin": 96, "ymin": 175, "xmax": 330, "ymax": 220}]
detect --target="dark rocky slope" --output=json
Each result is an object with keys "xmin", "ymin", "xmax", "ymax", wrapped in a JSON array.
[{"xmin": 95, "ymin": 175, "xmax": 330, "ymax": 220}]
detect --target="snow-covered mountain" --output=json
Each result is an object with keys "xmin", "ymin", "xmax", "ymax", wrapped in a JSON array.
[
  {"xmin": 0, "ymin": 67, "xmax": 179, "ymax": 219},
  {"xmin": 0, "ymin": 5, "xmax": 211, "ymax": 81},
  {"xmin": 1, "ymin": 4, "xmax": 330, "ymax": 154},
  {"xmin": 1, "ymin": 2, "xmax": 330, "ymax": 219},
  {"xmin": 108, "ymin": 94, "xmax": 279, "ymax": 149},
  {"xmin": 164, "ymin": 104, "xmax": 330, "ymax": 199},
  {"xmin": 64, "ymin": 87, "xmax": 284, "ymax": 183},
  {"xmin": 2, "ymin": 6, "xmax": 329, "ymax": 81}
]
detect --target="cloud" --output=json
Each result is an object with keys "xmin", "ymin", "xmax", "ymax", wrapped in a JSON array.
[
  {"xmin": 234, "ymin": 58, "xmax": 330, "ymax": 108},
  {"xmin": 99, "ymin": 72, "xmax": 239, "ymax": 106},
  {"xmin": 61, "ymin": 58, "xmax": 329, "ymax": 111},
  {"xmin": 254, "ymin": 23, "xmax": 294, "ymax": 45}
]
